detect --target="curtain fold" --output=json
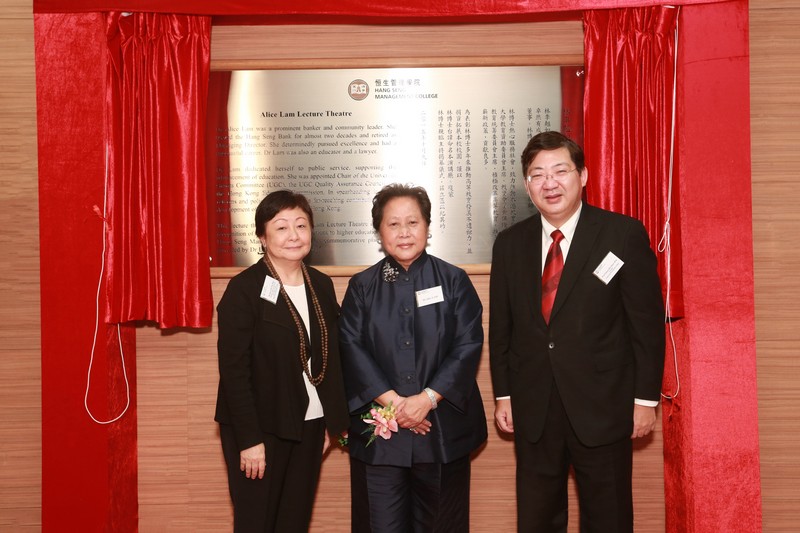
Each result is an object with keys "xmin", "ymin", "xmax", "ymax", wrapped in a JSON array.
[
  {"xmin": 205, "ymin": 71, "xmax": 233, "ymax": 267},
  {"xmin": 105, "ymin": 12, "xmax": 214, "ymax": 328},
  {"xmin": 560, "ymin": 65, "xmax": 586, "ymax": 150},
  {"xmin": 583, "ymin": 6, "xmax": 683, "ymax": 317}
]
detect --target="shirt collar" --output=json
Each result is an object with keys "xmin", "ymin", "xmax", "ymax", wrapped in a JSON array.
[{"xmin": 541, "ymin": 202, "xmax": 582, "ymax": 242}]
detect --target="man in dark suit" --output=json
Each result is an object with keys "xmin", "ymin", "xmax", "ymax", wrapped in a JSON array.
[{"xmin": 489, "ymin": 131, "xmax": 665, "ymax": 532}]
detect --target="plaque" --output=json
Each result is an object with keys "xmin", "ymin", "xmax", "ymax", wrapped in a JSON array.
[{"xmin": 207, "ymin": 66, "xmax": 584, "ymax": 267}]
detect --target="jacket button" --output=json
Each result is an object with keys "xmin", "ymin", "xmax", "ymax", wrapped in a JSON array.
[{"xmin": 548, "ymin": 342, "xmax": 555, "ymax": 349}]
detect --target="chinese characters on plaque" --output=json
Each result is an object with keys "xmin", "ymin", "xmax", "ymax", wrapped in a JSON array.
[{"xmin": 207, "ymin": 66, "xmax": 583, "ymax": 266}]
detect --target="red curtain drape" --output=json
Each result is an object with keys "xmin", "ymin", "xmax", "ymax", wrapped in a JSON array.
[
  {"xmin": 560, "ymin": 65, "xmax": 586, "ymax": 150},
  {"xmin": 32, "ymin": 0, "xmax": 722, "ymax": 17},
  {"xmin": 36, "ymin": 13, "xmax": 139, "ymax": 531},
  {"xmin": 205, "ymin": 71, "xmax": 234, "ymax": 267},
  {"xmin": 104, "ymin": 12, "xmax": 214, "ymax": 328},
  {"xmin": 583, "ymin": 6, "xmax": 684, "ymax": 317}
]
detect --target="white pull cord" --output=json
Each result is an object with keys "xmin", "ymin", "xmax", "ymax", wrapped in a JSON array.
[
  {"xmin": 659, "ymin": 9, "xmax": 680, "ymax": 400},
  {"xmin": 84, "ymin": 142, "xmax": 131, "ymax": 424}
]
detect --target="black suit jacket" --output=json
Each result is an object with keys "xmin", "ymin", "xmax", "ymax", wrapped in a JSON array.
[
  {"xmin": 489, "ymin": 204, "xmax": 665, "ymax": 447},
  {"xmin": 215, "ymin": 260, "xmax": 349, "ymax": 451}
]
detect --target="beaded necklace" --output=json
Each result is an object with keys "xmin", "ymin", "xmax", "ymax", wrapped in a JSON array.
[{"xmin": 263, "ymin": 255, "xmax": 328, "ymax": 386}]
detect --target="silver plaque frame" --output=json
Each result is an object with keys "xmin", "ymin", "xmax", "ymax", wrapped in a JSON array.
[{"xmin": 208, "ymin": 66, "xmax": 582, "ymax": 268}]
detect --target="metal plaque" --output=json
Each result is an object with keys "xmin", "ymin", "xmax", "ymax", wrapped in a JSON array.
[{"xmin": 208, "ymin": 66, "xmax": 583, "ymax": 266}]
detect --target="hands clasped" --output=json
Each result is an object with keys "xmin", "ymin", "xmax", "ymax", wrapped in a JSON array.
[{"xmin": 393, "ymin": 393, "xmax": 433, "ymax": 436}]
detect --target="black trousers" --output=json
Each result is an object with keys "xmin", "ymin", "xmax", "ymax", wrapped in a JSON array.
[
  {"xmin": 220, "ymin": 419, "xmax": 325, "ymax": 533},
  {"xmin": 350, "ymin": 455, "xmax": 471, "ymax": 533},
  {"xmin": 515, "ymin": 384, "xmax": 634, "ymax": 533}
]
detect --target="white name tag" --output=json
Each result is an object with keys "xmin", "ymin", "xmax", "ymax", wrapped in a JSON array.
[
  {"xmin": 593, "ymin": 252, "xmax": 624, "ymax": 285},
  {"xmin": 415, "ymin": 286, "xmax": 444, "ymax": 307},
  {"xmin": 260, "ymin": 275, "xmax": 281, "ymax": 304}
]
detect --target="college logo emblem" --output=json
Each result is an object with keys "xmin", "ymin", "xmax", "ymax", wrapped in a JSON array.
[{"xmin": 348, "ymin": 79, "xmax": 369, "ymax": 101}]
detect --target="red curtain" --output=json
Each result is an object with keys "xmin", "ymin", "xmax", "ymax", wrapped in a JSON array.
[
  {"xmin": 560, "ymin": 65, "xmax": 586, "ymax": 150},
  {"xmin": 583, "ymin": 7, "xmax": 684, "ymax": 317},
  {"xmin": 105, "ymin": 12, "xmax": 214, "ymax": 328},
  {"xmin": 205, "ymin": 71, "xmax": 234, "ymax": 267},
  {"xmin": 36, "ymin": 13, "xmax": 139, "ymax": 531},
  {"xmin": 32, "ymin": 0, "xmax": 721, "ymax": 17}
]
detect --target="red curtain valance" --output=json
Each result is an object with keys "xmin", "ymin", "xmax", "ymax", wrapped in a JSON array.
[{"xmin": 34, "ymin": 0, "xmax": 726, "ymax": 16}]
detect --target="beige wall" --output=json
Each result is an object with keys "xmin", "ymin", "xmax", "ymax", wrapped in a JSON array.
[
  {"xmin": 750, "ymin": 3, "xmax": 800, "ymax": 532},
  {"xmin": 2, "ymin": 2, "xmax": 798, "ymax": 531},
  {"xmin": 0, "ymin": 0, "xmax": 40, "ymax": 530}
]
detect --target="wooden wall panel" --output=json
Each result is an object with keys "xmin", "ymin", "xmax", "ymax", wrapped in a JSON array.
[
  {"xmin": 750, "ymin": 5, "xmax": 800, "ymax": 532},
  {"xmin": 0, "ymin": 0, "xmax": 41, "ymax": 530},
  {"xmin": 210, "ymin": 21, "xmax": 584, "ymax": 70}
]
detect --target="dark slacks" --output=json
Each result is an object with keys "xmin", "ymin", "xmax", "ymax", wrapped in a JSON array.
[
  {"xmin": 515, "ymin": 384, "xmax": 633, "ymax": 533},
  {"xmin": 220, "ymin": 419, "xmax": 325, "ymax": 533},
  {"xmin": 350, "ymin": 455, "xmax": 471, "ymax": 533}
]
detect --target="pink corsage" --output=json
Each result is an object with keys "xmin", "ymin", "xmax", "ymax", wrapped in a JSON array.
[{"xmin": 362, "ymin": 402, "xmax": 399, "ymax": 446}]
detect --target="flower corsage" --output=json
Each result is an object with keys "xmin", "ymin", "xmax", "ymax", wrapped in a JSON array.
[{"xmin": 362, "ymin": 402, "xmax": 399, "ymax": 446}]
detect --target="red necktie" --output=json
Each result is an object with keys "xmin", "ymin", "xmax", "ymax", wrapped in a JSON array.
[{"xmin": 542, "ymin": 229, "xmax": 564, "ymax": 324}]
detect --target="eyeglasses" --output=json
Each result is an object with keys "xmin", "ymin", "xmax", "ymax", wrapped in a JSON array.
[{"xmin": 526, "ymin": 167, "xmax": 577, "ymax": 184}]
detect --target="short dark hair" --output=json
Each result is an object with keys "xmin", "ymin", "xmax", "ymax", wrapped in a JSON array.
[
  {"xmin": 254, "ymin": 190, "xmax": 314, "ymax": 237},
  {"xmin": 520, "ymin": 131, "xmax": 585, "ymax": 177},
  {"xmin": 371, "ymin": 184, "xmax": 432, "ymax": 232}
]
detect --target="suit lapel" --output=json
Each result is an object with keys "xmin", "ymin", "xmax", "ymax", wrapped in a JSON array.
[
  {"xmin": 261, "ymin": 293, "xmax": 296, "ymax": 332},
  {"xmin": 550, "ymin": 205, "xmax": 602, "ymax": 322},
  {"xmin": 263, "ymin": 278, "xmax": 315, "ymax": 376},
  {"xmin": 523, "ymin": 215, "xmax": 545, "ymax": 322},
  {"xmin": 256, "ymin": 261, "xmax": 299, "ymax": 333}
]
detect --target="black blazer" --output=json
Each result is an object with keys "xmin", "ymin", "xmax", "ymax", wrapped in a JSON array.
[
  {"xmin": 215, "ymin": 260, "xmax": 349, "ymax": 451},
  {"xmin": 489, "ymin": 204, "xmax": 665, "ymax": 447}
]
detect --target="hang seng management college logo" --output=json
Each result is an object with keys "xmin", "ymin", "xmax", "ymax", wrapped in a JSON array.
[{"xmin": 348, "ymin": 79, "xmax": 369, "ymax": 101}]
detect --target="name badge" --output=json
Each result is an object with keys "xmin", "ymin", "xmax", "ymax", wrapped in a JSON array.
[
  {"xmin": 416, "ymin": 286, "xmax": 444, "ymax": 307},
  {"xmin": 260, "ymin": 275, "xmax": 281, "ymax": 304},
  {"xmin": 593, "ymin": 252, "xmax": 624, "ymax": 285}
]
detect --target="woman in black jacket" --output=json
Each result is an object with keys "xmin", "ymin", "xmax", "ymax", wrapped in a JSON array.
[{"xmin": 215, "ymin": 190, "xmax": 349, "ymax": 532}]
